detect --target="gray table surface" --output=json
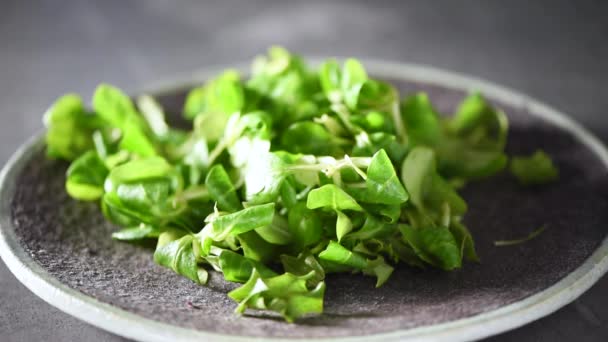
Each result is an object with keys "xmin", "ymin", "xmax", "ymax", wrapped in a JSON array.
[{"xmin": 1, "ymin": 1, "xmax": 607, "ymax": 341}]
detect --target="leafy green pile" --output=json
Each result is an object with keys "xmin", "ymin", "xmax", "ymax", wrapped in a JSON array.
[{"xmin": 43, "ymin": 47, "xmax": 557, "ymax": 322}]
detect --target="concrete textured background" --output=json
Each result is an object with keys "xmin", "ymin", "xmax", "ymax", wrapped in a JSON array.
[{"xmin": 0, "ymin": 0, "xmax": 607, "ymax": 341}]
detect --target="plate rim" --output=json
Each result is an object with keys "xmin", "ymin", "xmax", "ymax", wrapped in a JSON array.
[{"xmin": 1, "ymin": 59, "xmax": 608, "ymax": 342}]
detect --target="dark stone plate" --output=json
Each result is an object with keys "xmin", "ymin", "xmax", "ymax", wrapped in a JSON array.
[{"xmin": 1, "ymin": 62, "xmax": 607, "ymax": 341}]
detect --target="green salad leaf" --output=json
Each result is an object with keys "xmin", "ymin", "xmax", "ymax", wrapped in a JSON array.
[
  {"xmin": 510, "ymin": 150, "xmax": 559, "ymax": 185},
  {"xmin": 42, "ymin": 46, "xmax": 558, "ymax": 322}
]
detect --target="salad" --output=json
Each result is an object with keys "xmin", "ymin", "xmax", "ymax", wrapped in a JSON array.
[{"xmin": 43, "ymin": 47, "xmax": 558, "ymax": 322}]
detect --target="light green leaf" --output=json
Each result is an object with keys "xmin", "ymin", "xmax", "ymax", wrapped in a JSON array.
[
  {"xmin": 318, "ymin": 241, "xmax": 368, "ymax": 269},
  {"xmin": 44, "ymin": 94, "xmax": 100, "ymax": 161},
  {"xmin": 228, "ymin": 269, "xmax": 326, "ymax": 323},
  {"xmin": 307, "ymin": 184, "xmax": 364, "ymax": 212},
  {"xmin": 112, "ymin": 224, "xmax": 160, "ymax": 241},
  {"xmin": 202, "ymin": 203, "xmax": 276, "ymax": 241},
  {"xmin": 154, "ymin": 234, "xmax": 203, "ymax": 283},
  {"xmin": 336, "ymin": 211, "xmax": 353, "ymax": 242},
  {"xmin": 205, "ymin": 165, "xmax": 241, "ymax": 212},
  {"xmin": 65, "ymin": 151, "xmax": 109, "ymax": 201}
]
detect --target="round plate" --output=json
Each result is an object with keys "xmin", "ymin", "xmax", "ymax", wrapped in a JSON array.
[{"xmin": 1, "ymin": 61, "xmax": 608, "ymax": 342}]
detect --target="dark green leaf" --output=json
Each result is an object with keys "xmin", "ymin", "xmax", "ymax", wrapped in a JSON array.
[
  {"xmin": 237, "ymin": 230, "xmax": 280, "ymax": 264},
  {"xmin": 450, "ymin": 221, "xmax": 479, "ymax": 262},
  {"xmin": 346, "ymin": 216, "xmax": 396, "ymax": 241},
  {"xmin": 400, "ymin": 225, "xmax": 461, "ymax": 270},
  {"xmin": 401, "ymin": 93, "xmax": 442, "ymax": 147},
  {"xmin": 287, "ymin": 202, "xmax": 323, "ymax": 249},
  {"xmin": 217, "ymin": 249, "xmax": 275, "ymax": 283},
  {"xmin": 280, "ymin": 253, "xmax": 325, "ymax": 287},
  {"xmin": 281, "ymin": 122, "xmax": 343, "ymax": 156}
]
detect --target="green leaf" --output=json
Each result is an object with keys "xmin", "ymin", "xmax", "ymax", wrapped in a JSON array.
[
  {"xmin": 205, "ymin": 165, "xmax": 241, "ymax": 212},
  {"xmin": 112, "ymin": 224, "xmax": 160, "ymax": 241},
  {"xmin": 307, "ymin": 184, "xmax": 364, "ymax": 212},
  {"xmin": 319, "ymin": 59, "xmax": 342, "ymax": 101},
  {"xmin": 388, "ymin": 237, "xmax": 426, "ymax": 268},
  {"xmin": 436, "ymin": 140, "xmax": 508, "ymax": 179},
  {"xmin": 426, "ymin": 173, "xmax": 468, "ymax": 217},
  {"xmin": 104, "ymin": 180, "xmax": 173, "ymax": 225},
  {"xmin": 93, "ymin": 84, "xmax": 138, "ymax": 127},
  {"xmin": 438, "ymin": 92, "xmax": 509, "ymax": 179},
  {"xmin": 92, "ymin": 84, "xmax": 157, "ymax": 157},
  {"xmin": 65, "ymin": 151, "xmax": 109, "ymax": 201},
  {"xmin": 318, "ymin": 241, "xmax": 368, "ymax": 269},
  {"xmin": 353, "ymin": 132, "xmax": 408, "ymax": 165},
  {"xmin": 362, "ymin": 256, "xmax": 394, "ymax": 287},
  {"xmin": 255, "ymin": 215, "xmax": 293, "ymax": 245},
  {"xmin": 201, "ymin": 203, "xmax": 276, "ymax": 241},
  {"xmin": 106, "ymin": 157, "xmax": 172, "ymax": 190},
  {"xmin": 154, "ymin": 234, "xmax": 203, "ymax": 283},
  {"xmin": 281, "ymin": 122, "xmax": 344, "ymax": 156},
  {"xmin": 102, "ymin": 157, "xmax": 186, "ymax": 228},
  {"xmin": 341, "ymin": 59, "xmax": 368, "ymax": 92},
  {"xmin": 280, "ymin": 180, "xmax": 298, "ymax": 210},
  {"xmin": 341, "ymin": 58, "xmax": 368, "ymax": 109},
  {"xmin": 235, "ymin": 143, "xmax": 287, "ymax": 204},
  {"xmin": 346, "ymin": 216, "xmax": 396, "ymax": 241},
  {"xmin": 450, "ymin": 92, "xmax": 505, "ymax": 144},
  {"xmin": 183, "ymin": 86, "xmax": 206, "ymax": 120},
  {"xmin": 118, "ymin": 122, "xmax": 158, "ymax": 157},
  {"xmin": 510, "ymin": 150, "xmax": 559, "ymax": 185},
  {"xmin": 44, "ymin": 94, "xmax": 99, "ymax": 160},
  {"xmin": 364, "ymin": 149, "xmax": 409, "ymax": 205},
  {"xmin": 401, "ymin": 146, "xmax": 436, "ymax": 209},
  {"xmin": 449, "ymin": 221, "xmax": 479, "ymax": 262},
  {"xmin": 280, "ymin": 253, "xmax": 325, "ymax": 287},
  {"xmin": 335, "ymin": 211, "xmax": 353, "ymax": 241},
  {"xmin": 247, "ymin": 47, "xmax": 319, "ymax": 128},
  {"xmin": 287, "ymin": 202, "xmax": 323, "ymax": 249},
  {"xmin": 217, "ymin": 249, "xmax": 276, "ymax": 283},
  {"xmin": 356, "ymin": 80, "xmax": 397, "ymax": 111},
  {"xmin": 183, "ymin": 70, "xmax": 244, "ymax": 133},
  {"xmin": 237, "ymin": 231, "xmax": 280, "ymax": 264},
  {"xmin": 401, "ymin": 147, "xmax": 467, "ymax": 217},
  {"xmin": 401, "ymin": 93, "xmax": 442, "ymax": 146},
  {"xmin": 400, "ymin": 225, "xmax": 462, "ymax": 270},
  {"xmin": 136, "ymin": 95, "xmax": 169, "ymax": 139},
  {"xmin": 228, "ymin": 269, "xmax": 326, "ymax": 323}
]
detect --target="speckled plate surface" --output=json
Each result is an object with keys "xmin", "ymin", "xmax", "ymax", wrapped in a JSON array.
[{"xmin": 1, "ymin": 61, "xmax": 608, "ymax": 342}]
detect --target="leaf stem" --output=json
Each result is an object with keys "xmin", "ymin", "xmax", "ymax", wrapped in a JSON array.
[
  {"xmin": 391, "ymin": 99, "xmax": 407, "ymax": 145},
  {"xmin": 494, "ymin": 225, "xmax": 547, "ymax": 247}
]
